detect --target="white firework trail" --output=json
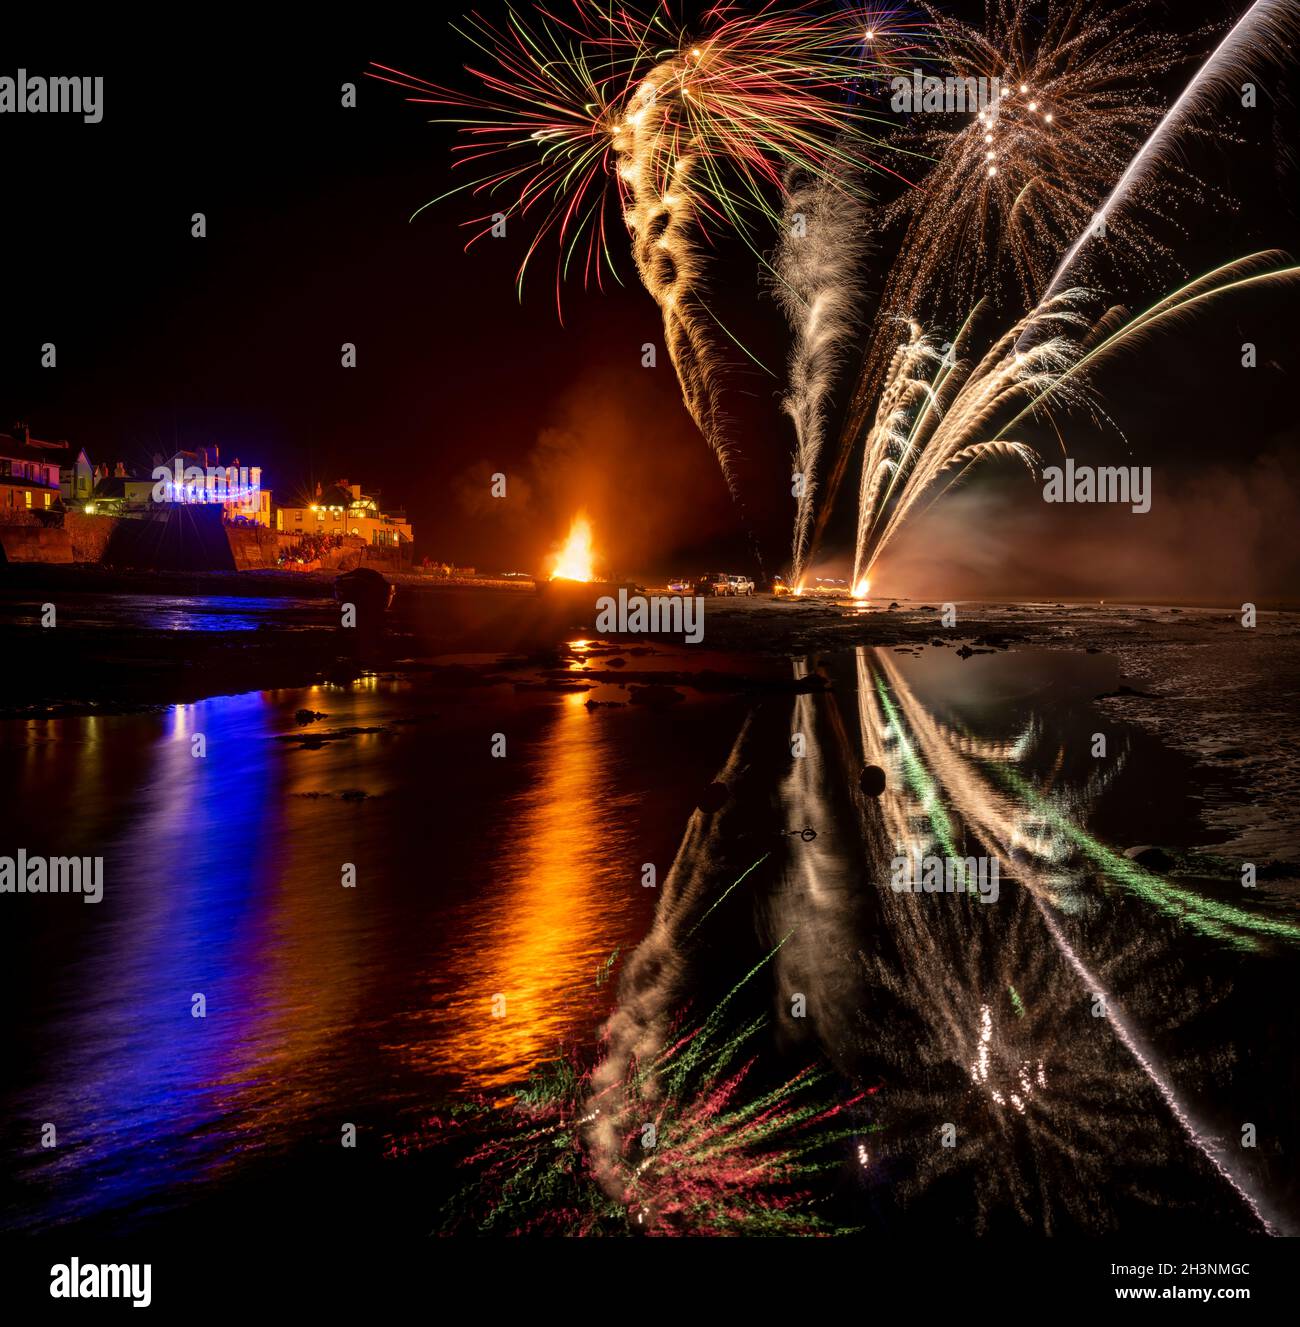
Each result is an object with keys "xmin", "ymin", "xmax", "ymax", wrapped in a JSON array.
[
  {"xmin": 1037, "ymin": 0, "xmax": 1300, "ymax": 310},
  {"xmin": 775, "ymin": 171, "xmax": 868, "ymax": 584},
  {"xmin": 853, "ymin": 255, "xmax": 1300, "ymax": 593}
]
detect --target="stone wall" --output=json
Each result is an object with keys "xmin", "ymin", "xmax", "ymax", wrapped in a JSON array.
[
  {"xmin": 227, "ymin": 522, "xmax": 280, "ymax": 570},
  {"xmin": 0, "ymin": 522, "xmax": 73, "ymax": 563},
  {"xmin": 64, "ymin": 511, "xmax": 122, "ymax": 562}
]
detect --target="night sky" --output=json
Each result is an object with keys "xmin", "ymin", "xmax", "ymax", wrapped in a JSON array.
[{"xmin": 2, "ymin": 2, "xmax": 1297, "ymax": 596}]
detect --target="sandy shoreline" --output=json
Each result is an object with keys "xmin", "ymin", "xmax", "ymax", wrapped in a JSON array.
[{"xmin": 3, "ymin": 573, "xmax": 1298, "ymax": 860}]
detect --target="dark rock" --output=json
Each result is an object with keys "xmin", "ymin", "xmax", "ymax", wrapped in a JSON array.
[
  {"xmin": 294, "ymin": 709, "xmax": 327, "ymax": 724},
  {"xmin": 956, "ymin": 645, "xmax": 974, "ymax": 659},
  {"xmin": 1124, "ymin": 845, "xmax": 1174, "ymax": 872},
  {"xmin": 1257, "ymin": 860, "xmax": 1300, "ymax": 880},
  {"xmin": 627, "ymin": 684, "xmax": 686, "ymax": 707},
  {"xmin": 514, "ymin": 679, "xmax": 593, "ymax": 693}
]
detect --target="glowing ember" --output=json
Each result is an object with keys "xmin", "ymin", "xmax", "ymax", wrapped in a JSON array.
[{"xmin": 549, "ymin": 514, "xmax": 596, "ymax": 581}]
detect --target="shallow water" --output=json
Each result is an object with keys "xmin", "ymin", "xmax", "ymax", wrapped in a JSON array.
[{"xmin": 1, "ymin": 637, "xmax": 1296, "ymax": 1235}]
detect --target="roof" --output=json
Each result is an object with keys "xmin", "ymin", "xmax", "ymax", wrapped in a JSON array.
[{"xmin": 0, "ymin": 433, "xmax": 70, "ymax": 466}]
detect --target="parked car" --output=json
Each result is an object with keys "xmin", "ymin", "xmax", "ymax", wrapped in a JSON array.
[
  {"xmin": 726, "ymin": 573, "xmax": 755, "ymax": 597},
  {"xmin": 695, "ymin": 572, "xmax": 733, "ymax": 596},
  {"xmin": 666, "ymin": 575, "xmax": 692, "ymax": 594}
]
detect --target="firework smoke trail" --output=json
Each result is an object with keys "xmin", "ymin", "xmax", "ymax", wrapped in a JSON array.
[
  {"xmin": 1036, "ymin": 0, "xmax": 1300, "ymax": 316},
  {"xmin": 610, "ymin": 66, "xmax": 742, "ymax": 493},
  {"xmin": 851, "ymin": 255, "xmax": 1300, "ymax": 592},
  {"xmin": 775, "ymin": 171, "xmax": 869, "ymax": 582},
  {"xmin": 807, "ymin": 0, "xmax": 1205, "ymax": 570},
  {"xmin": 604, "ymin": 10, "xmax": 914, "ymax": 498}
]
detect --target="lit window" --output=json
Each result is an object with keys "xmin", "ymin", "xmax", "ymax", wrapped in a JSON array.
[
  {"xmin": 44, "ymin": 492, "xmax": 52, "ymax": 507},
  {"xmin": 25, "ymin": 490, "xmax": 32, "ymax": 508}
]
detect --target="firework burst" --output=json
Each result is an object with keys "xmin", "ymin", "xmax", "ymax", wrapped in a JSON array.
[
  {"xmin": 420, "ymin": 948, "xmax": 866, "ymax": 1236},
  {"xmin": 370, "ymin": 1, "xmax": 922, "ymax": 493},
  {"xmin": 809, "ymin": 0, "xmax": 1240, "ymax": 570},
  {"xmin": 851, "ymin": 254, "xmax": 1300, "ymax": 593}
]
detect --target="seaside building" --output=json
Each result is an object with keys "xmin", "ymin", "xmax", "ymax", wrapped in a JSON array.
[
  {"xmin": 0, "ymin": 427, "xmax": 65, "ymax": 512},
  {"xmin": 60, "ymin": 446, "xmax": 95, "ymax": 505},
  {"xmin": 86, "ymin": 447, "xmax": 272, "ymax": 525},
  {"xmin": 276, "ymin": 480, "xmax": 413, "ymax": 551},
  {"xmin": 149, "ymin": 447, "xmax": 273, "ymax": 526}
]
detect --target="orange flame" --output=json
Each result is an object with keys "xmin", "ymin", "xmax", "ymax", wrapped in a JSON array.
[{"xmin": 549, "ymin": 513, "xmax": 596, "ymax": 582}]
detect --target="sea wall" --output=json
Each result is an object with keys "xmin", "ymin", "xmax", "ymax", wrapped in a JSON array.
[
  {"xmin": 64, "ymin": 510, "xmax": 123, "ymax": 562},
  {"xmin": 3, "ymin": 509, "xmax": 407, "ymax": 572},
  {"xmin": 228, "ymin": 523, "xmax": 280, "ymax": 570},
  {"xmin": 0, "ymin": 520, "xmax": 73, "ymax": 563}
]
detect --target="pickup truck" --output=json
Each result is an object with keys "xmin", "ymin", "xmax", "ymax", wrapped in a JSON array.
[{"xmin": 695, "ymin": 572, "xmax": 733, "ymax": 596}]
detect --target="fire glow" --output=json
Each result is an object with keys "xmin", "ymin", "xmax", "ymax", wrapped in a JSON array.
[{"xmin": 549, "ymin": 514, "xmax": 596, "ymax": 582}]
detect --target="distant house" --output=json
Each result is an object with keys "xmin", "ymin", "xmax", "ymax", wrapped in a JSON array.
[
  {"xmin": 60, "ymin": 446, "xmax": 95, "ymax": 505},
  {"xmin": 149, "ymin": 446, "xmax": 273, "ymax": 527},
  {"xmin": 277, "ymin": 479, "xmax": 413, "ymax": 549},
  {"xmin": 0, "ymin": 427, "xmax": 65, "ymax": 514},
  {"xmin": 86, "ymin": 461, "xmax": 153, "ymax": 515}
]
